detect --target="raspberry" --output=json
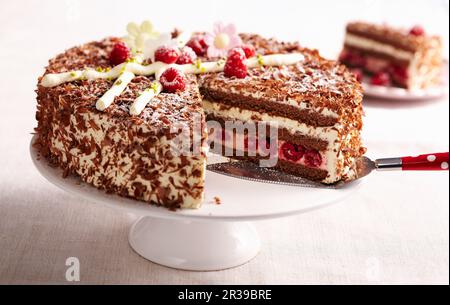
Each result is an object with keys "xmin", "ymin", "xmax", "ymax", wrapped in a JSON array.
[
  {"xmin": 351, "ymin": 68, "xmax": 364, "ymax": 82},
  {"xmin": 176, "ymin": 46, "xmax": 197, "ymax": 64},
  {"xmin": 409, "ymin": 25, "xmax": 425, "ymax": 36},
  {"xmin": 154, "ymin": 46, "xmax": 180, "ymax": 64},
  {"xmin": 371, "ymin": 72, "xmax": 391, "ymax": 86},
  {"xmin": 241, "ymin": 44, "xmax": 256, "ymax": 58},
  {"xmin": 224, "ymin": 59, "xmax": 247, "ymax": 78},
  {"xmin": 159, "ymin": 67, "xmax": 186, "ymax": 93},
  {"xmin": 391, "ymin": 65, "xmax": 408, "ymax": 80},
  {"xmin": 109, "ymin": 42, "xmax": 130, "ymax": 65},
  {"xmin": 224, "ymin": 49, "xmax": 247, "ymax": 79},
  {"xmin": 280, "ymin": 142, "xmax": 305, "ymax": 162},
  {"xmin": 227, "ymin": 47, "xmax": 246, "ymax": 62},
  {"xmin": 186, "ymin": 36, "xmax": 209, "ymax": 56},
  {"xmin": 304, "ymin": 149, "xmax": 322, "ymax": 168}
]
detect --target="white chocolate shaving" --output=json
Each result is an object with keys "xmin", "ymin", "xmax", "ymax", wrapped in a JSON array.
[
  {"xmin": 130, "ymin": 81, "xmax": 162, "ymax": 115},
  {"xmin": 96, "ymin": 71, "xmax": 135, "ymax": 111},
  {"xmin": 247, "ymin": 53, "xmax": 305, "ymax": 68}
]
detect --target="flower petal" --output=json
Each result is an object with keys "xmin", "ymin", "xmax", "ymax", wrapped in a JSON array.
[
  {"xmin": 224, "ymin": 23, "xmax": 237, "ymax": 36},
  {"xmin": 204, "ymin": 33, "xmax": 215, "ymax": 46},
  {"xmin": 140, "ymin": 20, "xmax": 154, "ymax": 33},
  {"xmin": 122, "ymin": 36, "xmax": 135, "ymax": 50},
  {"xmin": 228, "ymin": 36, "xmax": 242, "ymax": 49},
  {"xmin": 136, "ymin": 33, "xmax": 151, "ymax": 50},
  {"xmin": 213, "ymin": 22, "xmax": 225, "ymax": 35},
  {"xmin": 207, "ymin": 46, "xmax": 228, "ymax": 59},
  {"xmin": 127, "ymin": 22, "xmax": 140, "ymax": 37}
]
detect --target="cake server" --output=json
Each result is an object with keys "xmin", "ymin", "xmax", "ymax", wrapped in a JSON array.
[{"xmin": 206, "ymin": 152, "xmax": 449, "ymax": 189}]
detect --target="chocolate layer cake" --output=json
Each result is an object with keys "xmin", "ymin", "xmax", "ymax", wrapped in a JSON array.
[
  {"xmin": 35, "ymin": 23, "xmax": 365, "ymax": 209},
  {"xmin": 340, "ymin": 22, "xmax": 443, "ymax": 89}
]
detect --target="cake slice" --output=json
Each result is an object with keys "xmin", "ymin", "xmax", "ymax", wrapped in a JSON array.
[
  {"xmin": 340, "ymin": 22, "xmax": 443, "ymax": 89},
  {"xmin": 200, "ymin": 34, "xmax": 365, "ymax": 184},
  {"xmin": 35, "ymin": 38, "xmax": 207, "ymax": 209}
]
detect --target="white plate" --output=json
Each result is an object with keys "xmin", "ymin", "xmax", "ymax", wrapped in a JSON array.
[
  {"xmin": 29, "ymin": 137, "xmax": 358, "ymax": 222},
  {"xmin": 362, "ymin": 61, "xmax": 449, "ymax": 100}
]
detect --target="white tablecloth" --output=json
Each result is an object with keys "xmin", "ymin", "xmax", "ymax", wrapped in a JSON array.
[{"xmin": 0, "ymin": 0, "xmax": 448, "ymax": 284}]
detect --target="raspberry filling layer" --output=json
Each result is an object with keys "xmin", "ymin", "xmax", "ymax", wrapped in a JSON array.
[
  {"xmin": 278, "ymin": 141, "xmax": 324, "ymax": 169},
  {"xmin": 339, "ymin": 48, "xmax": 409, "ymax": 87},
  {"xmin": 210, "ymin": 129, "xmax": 326, "ymax": 170}
]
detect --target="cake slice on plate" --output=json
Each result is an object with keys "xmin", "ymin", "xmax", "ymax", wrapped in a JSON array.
[{"xmin": 339, "ymin": 21, "xmax": 443, "ymax": 89}]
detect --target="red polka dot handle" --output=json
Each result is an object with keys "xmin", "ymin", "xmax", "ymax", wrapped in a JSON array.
[{"xmin": 402, "ymin": 152, "xmax": 449, "ymax": 171}]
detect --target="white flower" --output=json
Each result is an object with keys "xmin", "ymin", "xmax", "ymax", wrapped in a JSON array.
[
  {"xmin": 122, "ymin": 20, "xmax": 160, "ymax": 53},
  {"xmin": 205, "ymin": 22, "xmax": 242, "ymax": 58},
  {"xmin": 122, "ymin": 20, "xmax": 193, "ymax": 62}
]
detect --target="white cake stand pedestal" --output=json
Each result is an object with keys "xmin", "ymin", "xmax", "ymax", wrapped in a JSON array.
[
  {"xmin": 30, "ymin": 138, "xmax": 358, "ymax": 271},
  {"xmin": 129, "ymin": 217, "xmax": 260, "ymax": 271}
]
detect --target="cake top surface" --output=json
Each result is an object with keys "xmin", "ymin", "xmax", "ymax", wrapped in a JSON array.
[
  {"xmin": 200, "ymin": 34, "xmax": 363, "ymax": 116},
  {"xmin": 40, "ymin": 38, "xmax": 203, "ymax": 135},
  {"xmin": 38, "ymin": 28, "xmax": 363, "ymax": 132},
  {"xmin": 346, "ymin": 21, "xmax": 442, "ymax": 52}
]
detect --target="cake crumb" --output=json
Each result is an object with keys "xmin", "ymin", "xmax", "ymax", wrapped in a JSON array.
[{"xmin": 213, "ymin": 196, "xmax": 222, "ymax": 205}]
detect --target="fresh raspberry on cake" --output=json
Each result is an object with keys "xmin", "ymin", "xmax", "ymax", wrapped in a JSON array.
[
  {"xmin": 109, "ymin": 42, "xmax": 130, "ymax": 65},
  {"xmin": 371, "ymin": 72, "xmax": 391, "ymax": 86},
  {"xmin": 159, "ymin": 67, "xmax": 186, "ymax": 93},
  {"xmin": 154, "ymin": 46, "xmax": 180, "ymax": 64},
  {"xmin": 227, "ymin": 47, "xmax": 247, "ymax": 62},
  {"xmin": 186, "ymin": 35, "xmax": 209, "ymax": 56},
  {"xmin": 241, "ymin": 44, "xmax": 256, "ymax": 58},
  {"xmin": 409, "ymin": 25, "xmax": 425, "ymax": 36},
  {"xmin": 176, "ymin": 46, "xmax": 197, "ymax": 64},
  {"xmin": 224, "ymin": 59, "xmax": 247, "ymax": 78},
  {"xmin": 224, "ymin": 49, "xmax": 247, "ymax": 78}
]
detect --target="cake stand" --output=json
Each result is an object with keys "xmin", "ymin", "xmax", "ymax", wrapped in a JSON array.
[{"xmin": 30, "ymin": 139, "xmax": 359, "ymax": 271}]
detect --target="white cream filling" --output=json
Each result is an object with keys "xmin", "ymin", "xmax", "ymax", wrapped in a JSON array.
[
  {"xmin": 203, "ymin": 100, "xmax": 343, "ymax": 183},
  {"xmin": 345, "ymin": 33, "xmax": 414, "ymax": 61},
  {"xmin": 50, "ymin": 112, "xmax": 206, "ymax": 208}
]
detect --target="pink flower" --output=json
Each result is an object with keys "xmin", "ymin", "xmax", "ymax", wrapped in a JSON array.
[{"xmin": 205, "ymin": 22, "xmax": 242, "ymax": 58}]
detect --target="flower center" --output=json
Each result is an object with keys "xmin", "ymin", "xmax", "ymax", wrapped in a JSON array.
[{"xmin": 214, "ymin": 33, "xmax": 230, "ymax": 49}]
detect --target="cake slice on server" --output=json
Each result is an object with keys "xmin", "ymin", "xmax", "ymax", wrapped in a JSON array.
[
  {"xmin": 340, "ymin": 22, "xmax": 443, "ymax": 89},
  {"xmin": 200, "ymin": 34, "xmax": 366, "ymax": 184}
]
